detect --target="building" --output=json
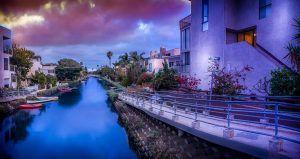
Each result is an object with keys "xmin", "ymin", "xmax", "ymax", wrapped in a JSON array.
[
  {"xmin": 0, "ymin": 26, "xmax": 16, "ymax": 88},
  {"xmin": 27, "ymin": 55, "xmax": 42, "ymax": 77},
  {"xmin": 163, "ymin": 48, "xmax": 181, "ymax": 73},
  {"xmin": 181, "ymin": 0, "xmax": 300, "ymax": 92},
  {"xmin": 147, "ymin": 47, "xmax": 181, "ymax": 73},
  {"xmin": 41, "ymin": 63, "xmax": 57, "ymax": 76}
]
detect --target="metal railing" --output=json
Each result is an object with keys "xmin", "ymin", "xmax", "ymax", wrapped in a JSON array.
[
  {"xmin": 0, "ymin": 90, "xmax": 30, "ymax": 98},
  {"xmin": 119, "ymin": 90, "xmax": 300, "ymax": 145}
]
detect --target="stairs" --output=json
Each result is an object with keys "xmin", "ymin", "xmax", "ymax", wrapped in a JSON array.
[{"xmin": 255, "ymin": 43, "xmax": 293, "ymax": 71}]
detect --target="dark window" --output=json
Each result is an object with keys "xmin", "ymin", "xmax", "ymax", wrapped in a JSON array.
[
  {"xmin": 4, "ymin": 58, "xmax": 8, "ymax": 70},
  {"xmin": 202, "ymin": 0, "xmax": 209, "ymax": 31},
  {"xmin": 181, "ymin": 27, "xmax": 190, "ymax": 51},
  {"xmin": 169, "ymin": 62, "xmax": 174, "ymax": 67},
  {"xmin": 11, "ymin": 74, "xmax": 16, "ymax": 82},
  {"xmin": 184, "ymin": 52, "xmax": 190, "ymax": 65},
  {"xmin": 259, "ymin": 0, "xmax": 271, "ymax": 19}
]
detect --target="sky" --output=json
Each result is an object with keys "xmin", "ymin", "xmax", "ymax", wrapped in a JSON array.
[{"xmin": 0, "ymin": 0, "xmax": 191, "ymax": 69}]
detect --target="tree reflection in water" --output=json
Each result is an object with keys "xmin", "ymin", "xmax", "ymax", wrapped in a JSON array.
[
  {"xmin": 0, "ymin": 110, "xmax": 38, "ymax": 156},
  {"xmin": 58, "ymin": 89, "xmax": 82, "ymax": 107}
]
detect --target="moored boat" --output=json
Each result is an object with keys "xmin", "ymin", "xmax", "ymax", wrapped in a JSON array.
[
  {"xmin": 19, "ymin": 104, "xmax": 43, "ymax": 109},
  {"xmin": 58, "ymin": 87, "xmax": 72, "ymax": 93},
  {"xmin": 27, "ymin": 96, "xmax": 59, "ymax": 104}
]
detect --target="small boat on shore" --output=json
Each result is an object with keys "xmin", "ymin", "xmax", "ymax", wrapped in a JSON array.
[
  {"xmin": 58, "ymin": 87, "xmax": 72, "ymax": 93},
  {"xmin": 27, "ymin": 96, "xmax": 59, "ymax": 104},
  {"xmin": 19, "ymin": 104, "xmax": 43, "ymax": 109}
]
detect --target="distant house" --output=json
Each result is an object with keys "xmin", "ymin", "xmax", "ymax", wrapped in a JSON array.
[
  {"xmin": 181, "ymin": 0, "xmax": 300, "ymax": 91},
  {"xmin": 28, "ymin": 55, "xmax": 42, "ymax": 76},
  {"xmin": 147, "ymin": 47, "xmax": 181, "ymax": 74},
  {"xmin": 0, "ymin": 26, "xmax": 16, "ymax": 88},
  {"xmin": 42, "ymin": 63, "xmax": 57, "ymax": 76}
]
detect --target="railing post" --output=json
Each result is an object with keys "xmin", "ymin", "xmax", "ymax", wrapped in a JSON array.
[
  {"xmin": 223, "ymin": 102, "xmax": 234, "ymax": 138},
  {"xmin": 172, "ymin": 101, "xmax": 179, "ymax": 121},
  {"xmin": 274, "ymin": 103, "xmax": 279, "ymax": 139},
  {"xmin": 269, "ymin": 103, "xmax": 283, "ymax": 154},
  {"xmin": 227, "ymin": 103, "xmax": 231, "ymax": 128}
]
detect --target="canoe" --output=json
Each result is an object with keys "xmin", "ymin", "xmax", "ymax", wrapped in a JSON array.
[
  {"xmin": 19, "ymin": 104, "xmax": 43, "ymax": 109},
  {"xmin": 27, "ymin": 96, "xmax": 59, "ymax": 104},
  {"xmin": 58, "ymin": 87, "xmax": 72, "ymax": 93}
]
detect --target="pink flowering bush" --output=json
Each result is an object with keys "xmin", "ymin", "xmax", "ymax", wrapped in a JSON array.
[
  {"xmin": 176, "ymin": 75, "xmax": 201, "ymax": 91},
  {"xmin": 212, "ymin": 65, "xmax": 253, "ymax": 95},
  {"xmin": 137, "ymin": 72, "xmax": 154, "ymax": 85}
]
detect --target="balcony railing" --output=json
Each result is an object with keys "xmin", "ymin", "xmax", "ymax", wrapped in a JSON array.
[
  {"xmin": 3, "ymin": 46, "xmax": 12, "ymax": 54},
  {"xmin": 180, "ymin": 15, "xmax": 191, "ymax": 29},
  {"xmin": 10, "ymin": 65, "xmax": 16, "ymax": 72}
]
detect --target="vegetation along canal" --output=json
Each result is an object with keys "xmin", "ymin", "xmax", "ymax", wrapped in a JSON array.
[{"xmin": 0, "ymin": 77, "xmax": 137, "ymax": 159}]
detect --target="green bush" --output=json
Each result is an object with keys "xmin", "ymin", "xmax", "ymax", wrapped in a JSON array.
[
  {"xmin": 108, "ymin": 91, "xmax": 118, "ymax": 102},
  {"xmin": 153, "ymin": 61, "xmax": 178, "ymax": 90},
  {"xmin": 121, "ymin": 76, "xmax": 132, "ymax": 87},
  {"xmin": 270, "ymin": 68, "xmax": 300, "ymax": 96}
]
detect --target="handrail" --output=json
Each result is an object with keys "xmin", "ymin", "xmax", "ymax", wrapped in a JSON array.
[
  {"xmin": 255, "ymin": 43, "xmax": 293, "ymax": 71},
  {"xmin": 127, "ymin": 90, "xmax": 300, "ymax": 107},
  {"xmin": 119, "ymin": 91, "xmax": 300, "ymax": 145}
]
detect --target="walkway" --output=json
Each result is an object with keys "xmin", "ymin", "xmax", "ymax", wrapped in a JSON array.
[{"xmin": 118, "ymin": 91, "xmax": 300, "ymax": 159}]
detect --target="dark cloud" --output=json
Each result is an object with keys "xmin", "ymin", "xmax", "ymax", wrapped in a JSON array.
[{"xmin": 0, "ymin": 0, "xmax": 189, "ymax": 46}]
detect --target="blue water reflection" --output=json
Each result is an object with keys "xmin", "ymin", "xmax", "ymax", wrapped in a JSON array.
[{"xmin": 0, "ymin": 77, "xmax": 137, "ymax": 159}]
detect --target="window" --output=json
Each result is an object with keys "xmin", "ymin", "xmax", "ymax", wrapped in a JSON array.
[
  {"xmin": 202, "ymin": 0, "xmax": 209, "ymax": 31},
  {"xmin": 169, "ymin": 62, "xmax": 174, "ymax": 68},
  {"xmin": 259, "ymin": 0, "xmax": 271, "ymax": 19},
  {"xmin": 149, "ymin": 63, "xmax": 152, "ymax": 71},
  {"xmin": 4, "ymin": 58, "xmax": 8, "ymax": 70},
  {"xmin": 181, "ymin": 27, "xmax": 190, "ymax": 51},
  {"xmin": 11, "ymin": 74, "xmax": 16, "ymax": 82},
  {"xmin": 184, "ymin": 52, "xmax": 190, "ymax": 65}
]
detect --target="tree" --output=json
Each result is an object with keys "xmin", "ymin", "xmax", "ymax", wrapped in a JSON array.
[
  {"xmin": 46, "ymin": 74, "xmax": 57, "ymax": 88},
  {"xmin": 153, "ymin": 61, "xmax": 178, "ymax": 90},
  {"xmin": 106, "ymin": 51, "xmax": 113, "ymax": 67},
  {"xmin": 98, "ymin": 66, "xmax": 115, "ymax": 80},
  {"xmin": 30, "ymin": 72, "xmax": 47, "ymax": 89},
  {"xmin": 127, "ymin": 51, "xmax": 146, "ymax": 83},
  {"xmin": 270, "ymin": 68, "xmax": 300, "ymax": 96},
  {"xmin": 285, "ymin": 18, "xmax": 300, "ymax": 72},
  {"xmin": 10, "ymin": 44, "xmax": 35, "ymax": 88},
  {"xmin": 55, "ymin": 58, "xmax": 82, "ymax": 81}
]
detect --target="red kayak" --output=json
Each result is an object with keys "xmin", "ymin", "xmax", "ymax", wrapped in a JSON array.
[
  {"xmin": 19, "ymin": 104, "xmax": 43, "ymax": 109},
  {"xmin": 58, "ymin": 87, "xmax": 72, "ymax": 93}
]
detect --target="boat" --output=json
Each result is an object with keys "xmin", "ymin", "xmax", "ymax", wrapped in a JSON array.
[
  {"xmin": 27, "ymin": 96, "xmax": 59, "ymax": 104},
  {"xmin": 19, "ymin": 104, "xmax": 43, "ymax": 109},
  {"xmin": 58, "ymin": 87, "xmax": 72, "ymax": 93}
]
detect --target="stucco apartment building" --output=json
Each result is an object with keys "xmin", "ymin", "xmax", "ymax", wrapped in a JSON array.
[
  {"xmin": 0, "ymin": 26, "xmax": 16, "ymax": 88},
  {"xmin": 41, "ymin": 63, "xmax": 57, "ymax": 76},
  {"xmin": 180, "ymin": 0, "xmax": 300, "ymax": 92},
  {"xmin": 147, "ymin": 47, "xmax": 181, "ymax": 73}
]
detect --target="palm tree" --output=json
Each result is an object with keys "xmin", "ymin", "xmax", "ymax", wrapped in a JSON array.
[
  {"xmin": 106, "ymin": 51, "xmax": 113, "ymax": 67},
  {"xmin": 118, "ymin": 53, "xmax": 130, "ymax": 67},
  {"xmin": 285, "ymin": 18, "xmax": 300, "ymax": 72}
]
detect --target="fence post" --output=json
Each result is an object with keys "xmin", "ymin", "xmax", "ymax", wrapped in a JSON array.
[
  {"xmin": 172, "ymin": 101, "xmax": 178, "ymax": 121},
  {"xmin": 274, "ymin": 103, "xmax": 279, "ymax": 139},
  {"xmin": 223, "ymin": 102, "xmax": 234, "ymax": 138},
  {"xmin": 269, "ymin": 103, "xmax": 283, "ymax": 153}
]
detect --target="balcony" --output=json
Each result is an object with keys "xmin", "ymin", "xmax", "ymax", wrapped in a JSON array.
[
  {"xmin": 180, "ymin": 15, "xmax": 191, "ymax": 30},
  {"xmin": 10, "ymin": 65, "xmax": 16, "ymax": 72}
]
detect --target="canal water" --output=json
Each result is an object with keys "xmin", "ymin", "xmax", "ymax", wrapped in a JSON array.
[{"xmin": 0, "ymin": 77, "xmax": 137, "ymax": 159}]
